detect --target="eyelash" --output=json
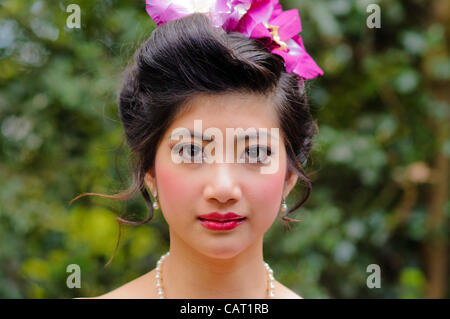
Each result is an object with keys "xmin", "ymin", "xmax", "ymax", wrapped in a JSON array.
[{"xmin": 173, "ymin": 143, "xmax": 272, "ymax": 164}]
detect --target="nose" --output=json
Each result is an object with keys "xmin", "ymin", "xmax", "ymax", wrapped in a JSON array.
[{"xmin": 203, "ymin": 163, "xmax": 242, "ymax": 205}]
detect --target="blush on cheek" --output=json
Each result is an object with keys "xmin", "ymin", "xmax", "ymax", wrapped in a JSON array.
[
  {"xmin": 154, "ymin": 161, "xmax": 192, "ymax": 211},
  {"xmin": 259, "ymin": 173, "xmax": 285, "ymax": 204},
  {"xmin": 245, "ymin": 169, "xmax": 286, "ymax": 218}
]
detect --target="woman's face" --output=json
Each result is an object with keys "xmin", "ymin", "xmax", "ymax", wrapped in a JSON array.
[{"xmin": 145, "ymin": 92, "xmax": 298, "ymax": 259}]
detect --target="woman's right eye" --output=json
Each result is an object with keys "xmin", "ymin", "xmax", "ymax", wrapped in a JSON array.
[{"xmin": 174, "ymin": 143, "xmax": 203, "ymax": 162}]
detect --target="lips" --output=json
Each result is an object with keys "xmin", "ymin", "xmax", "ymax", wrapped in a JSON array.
[
  {"xmin": 197, "ymin": 212, "xmax": 246, "ymax": 231},
  {"xmin": 197, "ymin": 212, "xmax": 245, "ymax": 222}
]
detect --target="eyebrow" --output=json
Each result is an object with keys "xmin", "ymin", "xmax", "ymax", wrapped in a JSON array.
[{"xmin": 168, "ymin": 129, "xmax": 272, "ymax": 142}]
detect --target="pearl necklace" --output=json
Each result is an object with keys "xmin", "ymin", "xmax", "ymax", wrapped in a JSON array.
[{"xmin": 155, "ymin": 252, "xmax": 275, "ymax": 298}]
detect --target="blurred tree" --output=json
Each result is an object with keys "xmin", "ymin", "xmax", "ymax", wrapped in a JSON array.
[
  {"xmin": 420, "ymin": 0, "xmax": 449, "ymax": 299},
  {"xmin": 0, "ymin": 0, "xmax": 448, "ymax": 298}
]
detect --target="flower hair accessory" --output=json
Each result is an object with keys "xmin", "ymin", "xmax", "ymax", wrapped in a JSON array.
[{"xmin": 145, "ymin": 0, "xmax": 324, "ymax": 80}]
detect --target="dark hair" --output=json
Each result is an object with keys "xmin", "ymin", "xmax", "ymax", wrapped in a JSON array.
[{"xmin": 69, "ymin": 13, "xmax": 317, "ymax": 266}]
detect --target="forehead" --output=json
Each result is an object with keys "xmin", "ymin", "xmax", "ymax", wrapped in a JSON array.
[{"xmin": 166, "ymin": 92, "xmax": 279, "ymax": 133}]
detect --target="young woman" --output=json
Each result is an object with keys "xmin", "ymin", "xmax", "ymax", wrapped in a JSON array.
[{"xmin": 74, "ymin": 0, "xmax": 323, "ymax": 299}]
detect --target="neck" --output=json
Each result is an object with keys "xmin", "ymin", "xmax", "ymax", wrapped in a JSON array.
[{"xmin": 161, "ymin": 231, "xmax": 269, "ymax": 298}]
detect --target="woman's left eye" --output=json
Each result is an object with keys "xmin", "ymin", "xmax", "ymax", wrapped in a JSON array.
[{"xmin": 243, "ymin": 145, "xmax": 272, "ymax": 164}]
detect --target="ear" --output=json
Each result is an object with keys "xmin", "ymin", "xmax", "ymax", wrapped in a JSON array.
[
  {"xmin": 283, "ymin": 169, "xmax": 298, "ymax": 198},
  {"xmin": 144, "ymin": 170, "xmax": 156, "ymax": 195}
]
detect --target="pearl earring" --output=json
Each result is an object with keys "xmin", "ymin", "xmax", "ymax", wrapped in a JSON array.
[
  {"xmin": 280, "ymin": 196, "xmax": 287, "ymax": 213},
  {"xmin": 152, "ymin": 188, "xmax": 159, "ymax": 210}
]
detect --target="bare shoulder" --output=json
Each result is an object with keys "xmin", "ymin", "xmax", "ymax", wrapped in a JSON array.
[
  {"xmin": 274, "ymin": 280, "xmax": 303, "ymax": 299},
  {"xmin": 73, "ymin": 271, "xmax": 302, "ymax": 299},
  {"xmin": 88, "ymin": 269, "xmax": 157, "ymax": 299}
]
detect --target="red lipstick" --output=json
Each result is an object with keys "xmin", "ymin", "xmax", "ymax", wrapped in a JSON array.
[{"xmin": 197, "ymin": 212, "xmax": 246, "ymax": 231}]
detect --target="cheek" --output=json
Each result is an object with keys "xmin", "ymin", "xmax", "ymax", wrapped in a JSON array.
[
  {"xmin": 250, "ymin": 150, "xmax": 287, "ymax": 215},
  {"xmin": 251, "ymin": 145, "xmax": 288, "ymax": 214},
  {"xmin": 155, "ymin": 161, "xmax": 195, "ymax": 217},
  {"xmin": 245, "ymin": 169, "xmax": 285, "ymax": 221}
]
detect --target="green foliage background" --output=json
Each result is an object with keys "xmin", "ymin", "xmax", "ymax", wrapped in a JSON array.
[{"xmin": 0, "ymin": 0, "xmax": 448, "ymax": 298}]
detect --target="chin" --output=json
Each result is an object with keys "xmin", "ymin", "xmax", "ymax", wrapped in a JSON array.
[{"xmin": 198, "ymin": 244, "xmax": 246, "ymax": 260}]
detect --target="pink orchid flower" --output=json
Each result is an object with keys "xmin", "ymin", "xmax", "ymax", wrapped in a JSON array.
[
  {"xmin": 146, "ymin": 0, "xmax": 252, "ymax": 29},
  {"xmin": 145, "ymin": 0, "xmax": 323, "ymax": 80},
  {"xmin": 234, "ymin": 0, "xmax": 323, "ymax": 79}
]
